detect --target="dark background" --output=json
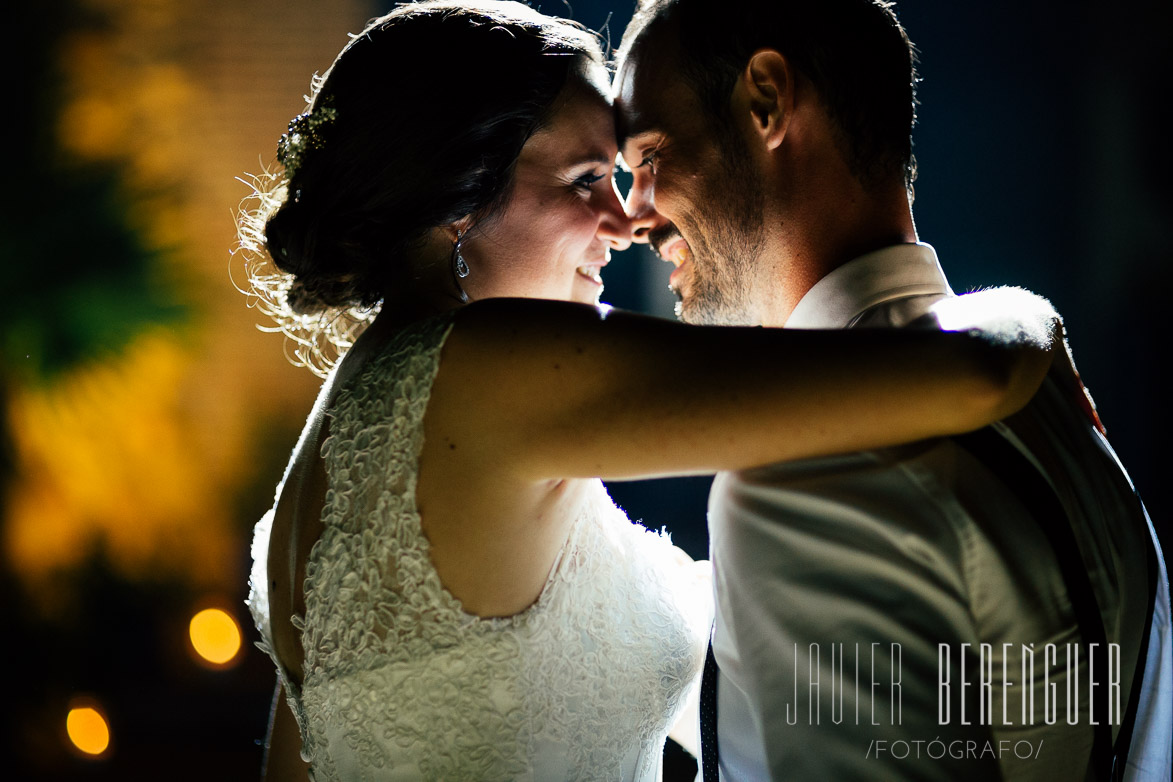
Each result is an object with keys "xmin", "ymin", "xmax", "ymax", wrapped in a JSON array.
[{"xmin": 3, "ymin": 1, "xmax": 1167, "ymax": 779}]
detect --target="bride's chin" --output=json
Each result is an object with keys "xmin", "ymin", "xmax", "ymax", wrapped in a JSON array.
[
  {"xmin": 581, "ymin": 284, "xmax": 604, "ymax": 305},
  {"xmin": 567, "ymin": 279, "xmax": 602, "ymax": 305},
  {"xmin": 571, "ymin": 292, "xmax": 602, "ymax": 306}
]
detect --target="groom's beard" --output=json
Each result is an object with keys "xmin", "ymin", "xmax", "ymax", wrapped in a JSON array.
[{"xmin": 674, "ymin": 129, "xmax": 766, "ymax": 327}]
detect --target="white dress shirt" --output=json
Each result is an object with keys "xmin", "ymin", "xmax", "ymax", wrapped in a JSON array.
[{"xmin": 710, "ymin": 243, "xmax": 1171, "ymax": 781}]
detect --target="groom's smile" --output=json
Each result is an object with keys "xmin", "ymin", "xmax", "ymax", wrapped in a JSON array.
[
  {"xmin": 655, "ymin": 235, "xmax": 693, "ymax": 291},
  {"xmin": 654, "ymin": 235, "xmax": 690, "ymax": 268},
  {"xmin": 614, "ymin": 16, "xmax": 769, "ymax": 326}
]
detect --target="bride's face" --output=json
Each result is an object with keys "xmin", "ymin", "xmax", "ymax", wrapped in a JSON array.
[{"xmin": 461, "ymin": 65, "xmax": 633, "ymax": 305}]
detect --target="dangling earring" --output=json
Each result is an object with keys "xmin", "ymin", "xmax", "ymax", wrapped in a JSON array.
[{"xmin": 452, "ymin": 229, "xmax": 470, "ymax": 303}]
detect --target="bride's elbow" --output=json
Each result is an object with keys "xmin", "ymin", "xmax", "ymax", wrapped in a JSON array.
[{"xmin": 963, "ymin": 341, "xmax": 1052, "ymax": 427}]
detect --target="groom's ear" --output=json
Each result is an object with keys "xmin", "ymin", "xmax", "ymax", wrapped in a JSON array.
[{"xmin": 739, "ymin": 49, "xmax": 794, "ymax": 152}]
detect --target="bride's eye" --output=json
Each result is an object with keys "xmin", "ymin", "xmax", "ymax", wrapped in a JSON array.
[{"xmin": 573, "ymin": 171, "xmax": 606, "ymax": 192}]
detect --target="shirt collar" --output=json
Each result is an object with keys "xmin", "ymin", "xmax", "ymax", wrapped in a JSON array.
[{"xmin": 784, "ymin": 242, "xmax": 954, "ymax": 329}]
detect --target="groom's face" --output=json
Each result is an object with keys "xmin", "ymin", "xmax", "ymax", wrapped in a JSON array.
[{"xmin": 614, "ymin": 32, "xmax": 766, "ymax": 326}]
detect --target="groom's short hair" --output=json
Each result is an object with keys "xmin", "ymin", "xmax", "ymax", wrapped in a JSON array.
[{"xmin": 618, "ymin": 0, "xmax": 918, "ymax": 190}]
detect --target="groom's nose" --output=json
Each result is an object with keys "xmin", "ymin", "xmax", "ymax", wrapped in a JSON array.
[{"xmin": 623, "ymin": 177, "xmax": 667, "ymax": 244}]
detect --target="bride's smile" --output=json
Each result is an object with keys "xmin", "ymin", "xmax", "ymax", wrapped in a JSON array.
[{"xmin": 456, "ymin": 61, "xmax": 632, "ymax": 306}]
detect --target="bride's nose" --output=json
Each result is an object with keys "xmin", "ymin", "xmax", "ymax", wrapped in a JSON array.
[{"xmin": 596, "ymin": 179, "xmax": 634, "ymax": 251}]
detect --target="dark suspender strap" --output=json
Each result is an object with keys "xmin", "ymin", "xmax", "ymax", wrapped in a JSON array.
[
  {"xmin": 1108, "ymin": 499, "xmax": 1159, "ymax": 781},
  {"xmin": 699, "ymin": 640, "xmax": 720, "ymax": 781},
  {"xmin": 954, "ymin": 426, "xmax": 1141, "ymax": 779}
]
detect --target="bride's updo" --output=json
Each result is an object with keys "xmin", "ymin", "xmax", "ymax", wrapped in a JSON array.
[{"xmin": 238, "ymin": 0, "xmax": 604, "ymax": 374}]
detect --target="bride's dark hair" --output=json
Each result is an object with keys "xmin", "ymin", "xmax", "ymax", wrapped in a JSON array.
[{"xmin": 237, "ymin": 0, "xmax": 604, "ymax": 374}]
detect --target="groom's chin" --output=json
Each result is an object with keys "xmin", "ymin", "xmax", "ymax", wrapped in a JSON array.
[
  {"xmin": 671, "ymin": 279, "xmax": 712, "ymax": 325},
  {"xmin": 669, "ymin": 281, "xmax": 692, "ymax": 323},
  {"xmin": 676, "ymin": 301, "xmax": 710, "ymax": 326},
  {"xmin": 677, "ymin": 292, "xmax": 757, "ymax": 327},
  {"xmin": 673, "ymin": 275, "xmax": 732, "ymax": 325},
  {"xmin": 676, "ymin": 298, "xmax": 725, "ymax": 326},
  {"xmin": 672, "ymin": 290, "xmax": 699, "ymax": 324}
]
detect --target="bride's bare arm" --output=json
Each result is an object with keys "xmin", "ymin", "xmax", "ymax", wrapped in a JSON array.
[{"xmin": 428, "ymin": 288, "xmax": 1056, "ymax": 482}]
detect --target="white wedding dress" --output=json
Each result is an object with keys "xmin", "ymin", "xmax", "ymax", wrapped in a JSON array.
[{"xmin": 248, "ymin": 312, "xmax": 710, "ymax": 781}]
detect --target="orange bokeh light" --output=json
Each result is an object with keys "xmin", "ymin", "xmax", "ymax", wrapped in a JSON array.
[
  {"xmin": 66, "ymin": 704, "xmax": 110, "ymax": 757},
  {"xmin": 189, "ymin": 607, "xmax": 243, "ymax": 667}
]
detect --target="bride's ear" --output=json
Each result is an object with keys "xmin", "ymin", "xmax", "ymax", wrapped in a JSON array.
[
  {"xmin": 440, "ymin": 215, "xmax": 475, "ymax": 245},
  {"xmin": 738, "ymin": 49, "xmax": 795, "ymax": 152}
]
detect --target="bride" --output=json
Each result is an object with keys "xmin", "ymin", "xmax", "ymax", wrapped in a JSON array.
[{"xmin": 239, "ymin": 2, "xmax": 1056, "ymax": 780}]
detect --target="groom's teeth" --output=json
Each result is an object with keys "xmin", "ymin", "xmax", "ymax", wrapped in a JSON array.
[{"xmin": 671, "ymin": 245, "xmax": 691, "ymax": 267}]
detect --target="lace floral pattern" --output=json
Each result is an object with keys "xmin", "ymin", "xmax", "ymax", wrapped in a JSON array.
[{"xmin": 249, "ymin": 313, "xmax": 708, "ymax": 780}]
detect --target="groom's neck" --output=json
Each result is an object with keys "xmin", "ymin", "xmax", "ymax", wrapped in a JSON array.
[{"xmin": 758, "ymin": 180, "xmax": 917, "ymax": 327}]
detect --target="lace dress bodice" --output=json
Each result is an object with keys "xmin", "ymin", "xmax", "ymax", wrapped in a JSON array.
[{"xmin": 248, "ymin": 313, "xmax": 709, "ymax": 781}]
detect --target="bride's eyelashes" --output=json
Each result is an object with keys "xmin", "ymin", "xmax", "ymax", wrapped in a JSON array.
[{"xmin": 572, "ymin": 171, "xmax": 607, "ymax": 192}]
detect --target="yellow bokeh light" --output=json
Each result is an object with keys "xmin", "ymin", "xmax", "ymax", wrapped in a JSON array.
[
  {"xmin": 66, "ymin": 705, "xmax": 110, "ymax": 757},
  {"xmin": 189, "ymin": 608, "xmax": 243, "ymax": 666}
]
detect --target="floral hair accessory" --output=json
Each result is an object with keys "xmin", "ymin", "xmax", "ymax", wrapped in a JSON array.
[{"xmin": 277, "ymin": 99, "xmax": 338, "ymax": 175}]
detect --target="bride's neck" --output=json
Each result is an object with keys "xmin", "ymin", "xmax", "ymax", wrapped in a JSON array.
[{"xmin": 377, "ymin": 232, "xmax": 468, "ymax": 328}]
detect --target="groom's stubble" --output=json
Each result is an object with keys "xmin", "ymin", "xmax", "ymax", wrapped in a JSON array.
[{"xmin": 673, "ymin": 117, "xmax": 768, "ymax": 327}]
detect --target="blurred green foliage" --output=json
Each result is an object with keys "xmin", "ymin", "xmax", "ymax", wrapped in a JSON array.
[{"xmin": 0, "ymin": 0, "xmax": 184, "ymax": 383}]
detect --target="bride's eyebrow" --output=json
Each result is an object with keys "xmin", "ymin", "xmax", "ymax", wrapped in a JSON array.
[
  {"xmin": 566, "ymin": 151, "xmax": 614, "ymax": 168},
  {"xmin": 563, "ymin": 151, "xmax": 619, "ymax": 171}
]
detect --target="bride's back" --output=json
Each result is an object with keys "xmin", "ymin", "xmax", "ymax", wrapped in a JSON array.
[
  {"xmin": 238, "ymin": 4, "xmax": 711, "ymax": 777},
  {"xmin": 250, "ymin": 313, "xmax": 705, "ymax": 780}
]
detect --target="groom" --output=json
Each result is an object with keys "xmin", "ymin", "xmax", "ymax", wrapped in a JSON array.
[{"xmin": 615, "ymin": 1, "xmax": 1171, "ymax": 780}]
